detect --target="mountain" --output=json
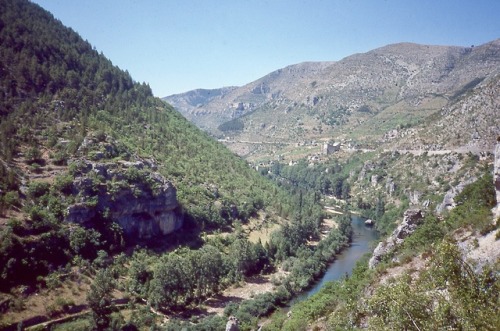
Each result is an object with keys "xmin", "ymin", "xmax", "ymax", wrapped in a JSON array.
[
  {"xmin": 1, "ymin": 1, "xmax": 498, "ymax": 329},
  {"xmin": 164, "ymin": 87, "xmax": 237, "ymax": 129},
  {"xmin": 0, "ymin": 0, "xmax": 295, "ymax": 226},
  {"xmin": 163, "ymin": 61, "xmax": 335, "ymax": 133},
  {"xmin": 0, "ymin": 0, "xmax": 298, "ymax": 296},
  {"xmin": 165, "ymin": 40, "xmax": 500, "ymax": 160}
]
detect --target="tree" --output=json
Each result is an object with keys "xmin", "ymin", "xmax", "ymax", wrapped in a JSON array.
[
  {"xmin": 229, "ymin": 238, "xmax": 257, "ymax": 281},
  {"xmin": 127, "ymin": 250, "xmax": 152, "ymax": 298},
  {"xmin": 87, "ymin": 268, "xmax": 115, "ymax": 330},
  {"xmin": 149, "ymin": 254, "xmax": 187, "ymax": 309},
  {"xmin": 196, "ymin": 245, "xmax": 225, "ymax": 299},
  {"xmin": 69, "ymin": 226, "xmax": 101, "ymax": 259}
]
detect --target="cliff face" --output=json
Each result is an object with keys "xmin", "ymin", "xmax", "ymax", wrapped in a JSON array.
[
  {"xmin": 66, "ymin": 159, "xmax": 183, "ymax": 240},
  {"xmin": 369, "ymin": 209, "xmax": 424, "ymax": 268},
  {"xmin": 494, "ymin": 141, "xmax": 500, "ymax": 218}
]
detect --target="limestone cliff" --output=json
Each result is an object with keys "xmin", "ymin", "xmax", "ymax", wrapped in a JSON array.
[
  {"xmin": 494, "ymin": 141, "xmax": 500, "ymax": 218},
  {"xmin": 369, "ymin": 209, "xmax": 424, "ymax": 268},
  {"xmin": 66, "ymin": 158, "xmax": 182, "ymax": 240}
]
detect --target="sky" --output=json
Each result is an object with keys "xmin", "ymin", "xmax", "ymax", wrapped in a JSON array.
[{"xmin": 32, "ymin": 0, "xmax": 500, "ymax": 97}]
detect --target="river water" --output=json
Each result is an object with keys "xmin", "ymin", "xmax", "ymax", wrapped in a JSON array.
[{"xmin": 300, "ymin": 215, "xmax": 379, "ymax": 299}]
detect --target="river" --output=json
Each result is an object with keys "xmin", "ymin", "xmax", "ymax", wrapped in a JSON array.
[{"xmin": 300, "ymin": 215, "xmax": 379, "ymax": 299}]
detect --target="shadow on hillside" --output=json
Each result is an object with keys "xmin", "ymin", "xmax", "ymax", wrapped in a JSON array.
[{"xmin": 204, "ymin": 294, "xmax": 243, "ymax": 311}]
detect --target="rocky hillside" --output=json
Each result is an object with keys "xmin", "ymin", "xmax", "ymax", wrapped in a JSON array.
[
  {"xmin": 164, "ymin": 87, "xmax": 237, "ymax": 130},
  {"xmin": 165, "ymin": 40, "xmax": 500, "ymax": 159},
  {"xmin": 0, "ymin": 0, "xmax": 298, "ymax": 297},
  {"xmin": 386, "ymin": 72, "xmax": 500, "ymax": 152},
  {"xmin": 65, "ymin": 137, "xmax": 183, "ymax": 241},
  {"xmin": 163, "ymin": 61, "xmax": 335, "ymax": 131}
]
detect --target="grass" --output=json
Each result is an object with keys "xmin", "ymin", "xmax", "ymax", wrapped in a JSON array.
[
  {"xmin": 247, "ymin": 222, "xmax": 281, "ymax": 244},
  {"xmin": 50, "ymin": 318, "xmax": 91, "ymax": 331},
  {"xmin": 343, "ymin": 96, "xmax": 447, "ymax": 142},
  {"xmin": 243, "ymin": 213, "xmax": 283, "ymax": 244}
]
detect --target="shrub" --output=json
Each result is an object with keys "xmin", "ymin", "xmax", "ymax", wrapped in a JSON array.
[
  {"xmin": 3, "ymin": 191, "xmax": 20, "ymax": 207},
  {"xmin": 54, "ymin": 174, "xmax": 74, "ymax": 194},
  {"xmin": 27, "ymin": 181, "xmax": 50, "ymax": 199}
]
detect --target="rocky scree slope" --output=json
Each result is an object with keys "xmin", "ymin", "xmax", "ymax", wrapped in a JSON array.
[
  {"xmin": 387, "ymin": 72, "xmax": 500, "ymax": 153},
  {"xmin": 165, "ymin": 39, "xmax": 500, "ymax": 158},
  {"xmin": 164, "ymin": 87, "xmax": 238, "ymax": 129}
]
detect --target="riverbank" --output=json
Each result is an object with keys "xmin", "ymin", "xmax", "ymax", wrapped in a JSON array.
[
  {"xmin": 7, "ymin": 211, "xmax": 364, "ymax": 330},
  {"xmin": 297, "ymin": 215, "xmax": 379, "ymax": 300}
]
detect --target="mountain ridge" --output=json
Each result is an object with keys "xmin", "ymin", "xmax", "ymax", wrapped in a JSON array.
[{"xmin": 164, "ymin": 39, "xmax": 500, "ymax": 160}]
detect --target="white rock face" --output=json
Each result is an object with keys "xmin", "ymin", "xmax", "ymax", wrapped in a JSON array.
[
  {"xmin": 369, "ymin": 209, "xmax": 424, "ymax": 269},
  {"xmin": 66, "ymin": 159, "xmax": 183, "ymax": 240},
  {"xmin": 494, "ymin": 142, "xmax": 500, "ymax": 218},
  {"xmin": 225, "ymin": 316, "xmax": 239, "ymax": 331}
]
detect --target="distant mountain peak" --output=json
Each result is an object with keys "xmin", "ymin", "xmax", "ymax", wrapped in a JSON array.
[{"xmin": 163, "ymin": 39, "xmax": 500, "ymax": 159}]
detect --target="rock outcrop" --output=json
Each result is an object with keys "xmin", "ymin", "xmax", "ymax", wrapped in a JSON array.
[
  {"xmin": 225, "ymin": 316, "xmax": 239, "ymax": 331},
  {"xmin": 494, "ymin": 140, "xmax": 500, "ymax": 218},
  {"xmin": 436, "ymin": 177, "xmax": 477, "ymax": 214},
  {"xmin": 369, "ymin": 209, "xmax": 424, "ymax": 268},
  {"xmin": 66, "ymin": 158, "xmax": 182, "ymax": 240}
]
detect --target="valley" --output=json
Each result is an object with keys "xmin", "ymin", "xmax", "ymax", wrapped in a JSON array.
[{"xmin": 0, "ymin": 0, "xmax": 499, "ymax": 330}]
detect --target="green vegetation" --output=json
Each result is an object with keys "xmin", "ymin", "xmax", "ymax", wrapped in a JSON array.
[
  {"xmin": 0, "ymin": 1, "xmax": 498, "ymax": 330},
  {"xmin": 267, "ymin": 170, "xmax": 499, "ymax": 330},
  {"xmin": 317, "ymin": 107, "xmax": 350, "ymax": 127},
  {"xmin": 0, "ymin": 1, "xmax": 349, "ymax": 329},
  {"xmin": 87, "ymin": 268, "xmax": 116, "ymax": 329},
  {"xmin": 218, "ymin": 118, "xmax": 245, "ymax": 132},
  {"xmin": 446, "ymin": 172, "xmax": 496, "ymax": 231},
  {"xmin": 366, "ymin": 239, "xmax": 499, "ymax": 331},
  {"xmin": 149, "ymin": 212, "xmax": 352, "ymax": 330},
  {"xmin": 0, "ymin": 0, "xmax": 299, "ymax": 290},
  {"xmin": 265, "ymin": 158, "xmax": 354, "ymax": 200},
  {"xmin": 0, "ymin": 0, "xmax": 293, "ymax": 231}
]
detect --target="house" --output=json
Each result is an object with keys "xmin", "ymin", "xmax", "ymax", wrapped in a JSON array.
[{"xmin": 322, "ymin": 142, "xmax": 341, "ymax": 155}]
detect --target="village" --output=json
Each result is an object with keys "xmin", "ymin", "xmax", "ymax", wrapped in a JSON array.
[{"xmin": 252, "ymin": 140, "xmax": 346, "ymax": 171}]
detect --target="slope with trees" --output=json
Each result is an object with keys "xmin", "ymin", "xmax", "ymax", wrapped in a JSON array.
[{"xmin": 0, "ymin": 0, "xmax": 319, "ymax": 328}]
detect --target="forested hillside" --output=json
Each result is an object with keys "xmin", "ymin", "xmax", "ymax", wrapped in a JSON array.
[
  {"xmin": 0, "ymin": 1, "xmax": 332, "ymax": 329},
  {"xmin": 0, "ymin": 0, "xmax": 295, "ymax": 227},
  {"xmin": 1, "ymin": 1, "xmax": 498, "ymax": 330}
]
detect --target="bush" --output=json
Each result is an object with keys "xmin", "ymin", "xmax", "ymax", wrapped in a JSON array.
[
  {"xmin": 25, "ymin": 146, "xmax": 42, "ymax": 165},
  {"xmin": 366, "ymin": 240, "xmax": 500, "ymax": 330},
  {"xmin": 54, "ymin": 174, "xmax": 74, "ymax": 194},
  {"xmin": 52, "ymin": 150, "xmax": 68, "ymax": 165},
  {"xmin": 3, "ymin": 191, "xmax": 20, "ymax": 207},
  {"xmin": 27, "ymin": 181, "xmax": 50, "ymax": 199}
]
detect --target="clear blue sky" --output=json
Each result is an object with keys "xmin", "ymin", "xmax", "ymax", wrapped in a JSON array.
[{"xmin": 32, "ymin": 0, "xmax": 500, "ymax": 97}]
